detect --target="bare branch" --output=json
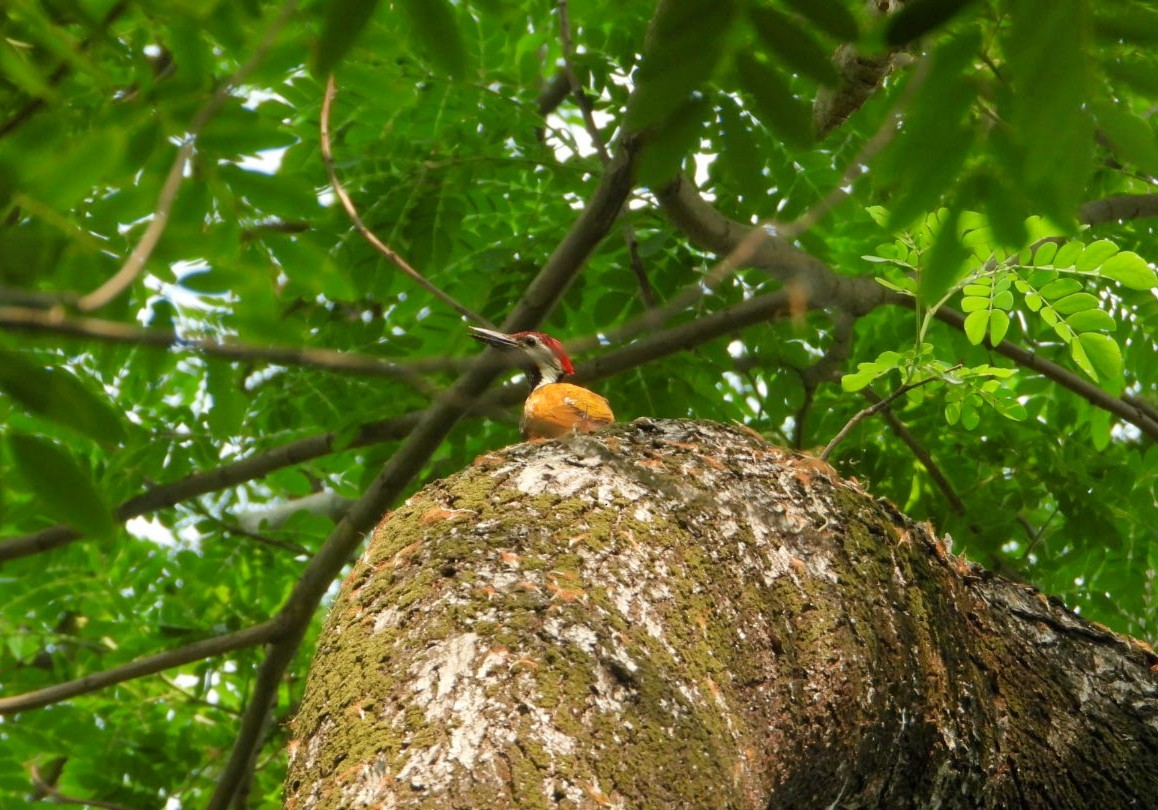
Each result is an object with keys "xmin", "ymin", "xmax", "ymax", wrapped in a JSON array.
[
  {"xmin": 75, "ymin": 0, "xmax": 301, "ymax": 313},
  {"xmin": 204, "ymin": 109, "xmax": 642, "ymax": 810},
  {"xmin": 821, "ymin": 370, "xmax": 956, "ymax": 462},
  {"xmin": 0, "ymin": 284, "xmax": 797, "ymax": 565},
  {"xmin": 863, "ymin": 389, "xmax": 965, "ymax": 514},
  {"xmin": 1079, "ymin": 193, "xmax": 1158, "ymax": 225},
  {"xmin": 931, "ymin": 306, "xmax": 1158, "ymax": 441},
  {"xmin": 557, "ymin": 0, "xmax": 656, "ymax": 308},
  {"xmin": 658, "ymin": 175, "xmax": 1158, "ymax": 441},
  {"xmin": 0, "ymin": 620, "xmax": 281, "ymax": 714},
  {"xmin": 29, "ymin": 763, "xmax": 141, "ymax": 810},
  {"xmin": 320, "ymin": 75, "xmax": 494, "ymax": 328},
  {"xmin": 0, "ymin": 305, "xmax": 447, "ymax": 392}
]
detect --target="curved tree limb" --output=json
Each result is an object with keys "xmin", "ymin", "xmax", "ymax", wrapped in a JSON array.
[
  {"xmin": 75, "ymin": 0, "xmax": 300, "ymax": 313},
  {"xmin": 0, "ymin": 619, "xmax": 282, "ymax": 714},
  {"xmin": 658, "ymin": 175, "xmax": 1158, "ymax": 441},
  {"xmin": 1079, "ymin": 193, "xmax": 1158, "ymax": 226},
  {"xmin": 203, "ymin": 112, "xmax": 642, "ymax": 810},
  {"xmin": 0, "ymin": 305, "xmax": 445, "ymax": 392},
  {"xmin": 320, "ymin": 75, "xmax": 494, "ymax": 328}
]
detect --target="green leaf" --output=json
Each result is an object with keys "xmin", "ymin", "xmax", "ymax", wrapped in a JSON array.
[
  {"xmin": 1076, "ymin": 240, "xmax": 1120, "ymax": 272},
  {"xmin": 992, "ymin": 290, "xmax": 1014, "ymax": 310},
  {"xmin": 1065, "ymin": 309, "xmax": 1116, "ymax": 333},
  {"xmin": 919, "ymin": 207, "xmax": 971, "ymax": 306},
  {"xmin": 734, "ymin": 53, "xmax": 813, "ymax": 148},
  {"xmin": 1089, "ymin": 407, "xmax": 1111, "ymax": 452},
  {"xmin": 1052, "ymin": 241, "xmax": 1084, "ymax": 269},
  {"xmin": 960, "ymin": 295, "xmax": 987, "ymax": 312},
  {"xmin": 960, "ymin": 399, "xmax": 980, "ymax": 430},
  {"xmin": 1039, "ymin": 278, "xmax": 1083, "ymax": 300},
  {"xmin": 717, "ymin": 98, "xmax": 769, "ymax": 202},
  {"xmin": 781, "ymin": 0, "xmax": 859, "ymax": 41},
  {"xmin": 636, "ymin": 97, "xmax": 710, "ymax": 187},
  {"xmin": 944, "ymin": 400, "xmax": 961, "ymax": 425},
  {"xmin": 1091, "ymin": 101, "xmax": 1158, "ymax": 175},
  {"xmin": 1069, "ymin": 335, "xmax": 1096, "ymax": 379},
  {"xmin": 206, "ymin": 362, "xmax": 246, "ymax": 438},
  {"xmin": 313, "ymin": 0, "xmax": 382, "ymax": 76},
  {"xmin": 1024, "ymin": 292, "xmax": 1042, "ymax": 312},
  {"xmin": 963, "ymin": 309, "xmax": 988, "ymax": 345},
  {"xmin": 0, "ymin": 351, "xmax": 126, "ymax": 446},
  {"xmin": 396, "ymin": 0, "xmax": 468, "ymax": 79},
  {"xmin": 880, "ymin": 33, "xmax": 978, "ymax": 228},
  {"xmin": 1077, "ymin": 333, "xmax": 1123, "ymax": 392},
  {"xmin": 841, "ymin": 370, "xmax": 877, "ymax": 392},
  {"xmin": 23, "ymin": 129, "xmax": 125, "ymax": 212},
  {"xmin": 8, "ymin": 433, "xmax": 116, "ymax": 538},
  {"xmin": 625, "ymin": 0, "xmax": 736, "ymax": 131},
  {"xmin": 1004, "ymin": 2, "xmax": 1093, "ymax": 223},
  {"xmin": 1052, "ymin": 293, "xmax": 1099, "ymax": 315},
  {"xmin": 750, "ymin": 5, "xmax": 841, "ymax": 86},
  {"xmin": 884, "ymin": 0, "xmax": 978, "ymax": 46},
  {"xmin": 1099, "ymin": 251, "xmax": 1156, "ymax": 290},
  {"xmin": 988, "ymin": 310, "xmax": 1010, "ymax": 345}
]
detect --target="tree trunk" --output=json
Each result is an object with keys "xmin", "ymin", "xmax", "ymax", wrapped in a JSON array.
[{"xmin": 283, "ymin": 419, "xmax": 1158, "ymax": 809}]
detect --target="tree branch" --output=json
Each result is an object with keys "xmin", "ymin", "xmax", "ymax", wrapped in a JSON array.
[
  {"xmin": 204, "ymin": 110, "xmax": 642, "ymax": 810},
  {"xmin": 1078, "ymin": 193, "xmax": 1158, "ymax": 226},
  {"xmin": 75, "ymin": 0, "xmax": 300, "ymax": 313},
  {"xmin": 658, "ymin": 174, "xmax": 1158, "ymax": 441},
  {"xmin": 0, "ymin": 620, "xmax": 281, "ymax": 714},
  {"xmin": 821, "ymin": 371, "xmax": 954, "ymax": 461},
  {"xmin": 0, "ymin": 305, "xmax": 447, "ymax": 391},
  {"xmin": 29, "ymin": 763, "xmax": 140, "ymax": 810},
  {"xmin": 931, "ymin": 307, "xmax": 1158, "ymax": 441},
  {"xmin": 556, "ymin": 0, "xmax": 656, "ymax": 308},
  {"xmin": 0, "ymin": 285, "xmax": 798, "ymax": 565},
  {"xmin": 862, "ymin": 388, "xmax": 965, "ymax": 514},
  {"xmin": 320, "ymin": 75, "xmax": 494, "ymax": 328}
]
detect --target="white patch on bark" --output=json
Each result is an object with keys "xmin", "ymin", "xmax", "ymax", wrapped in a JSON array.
[
  {"xmin": 373, "ymin": 606, "xmax": 401, "ymax": 635},
  {"xmin": 512, "ymin": 454, "xmax": 647, "ymax": 503}
]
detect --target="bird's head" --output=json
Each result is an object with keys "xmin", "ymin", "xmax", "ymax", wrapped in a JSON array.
[{"xmin": 468, "ymin": 326, "xmax": 575, "ymax": 389}]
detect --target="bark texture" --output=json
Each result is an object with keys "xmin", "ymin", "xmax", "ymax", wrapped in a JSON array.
[{"xmin": 284, "ymin": 419, "xmax": 1158, "ymax": 809}]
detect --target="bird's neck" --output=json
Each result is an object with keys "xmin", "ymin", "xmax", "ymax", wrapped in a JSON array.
[{"xmin": 528, "ymin": 364, "xmax": 564, "ymax": 390}]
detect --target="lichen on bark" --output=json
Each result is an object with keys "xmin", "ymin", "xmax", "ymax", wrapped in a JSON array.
[{"xmin": 284, "ymin": 419, "xmax": 1158, "ymax": 809}]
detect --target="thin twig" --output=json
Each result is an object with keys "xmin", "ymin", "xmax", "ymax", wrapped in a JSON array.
[
  {"xmin": 320, "ymin": 75, "xmax": 494, "ymax": 328},
  {"xmin": 29, "ymin": 764, "xmax": 141, "ymax": 810},
  {"xmin": 820, "ymin": 369, "xmax": 957, "ymax": 462},
  {"xmin": 0, "ymin": 620, "xmax": 281, "ymax": 714},
  {"xmin": 0, "ymin": 286, "xmax": 791, "ymax": 565},
  {"xmin": 863, "ymin": 389, "xmax": 965, "ymax": 514},
  {"xmin": 76, "ymin": 0, "xmax": 301, "ymax": 313},
  {"xmin": 557, "ymin": 0, "xmax": 656, "ymax": 307},
  {"xmin": 0, "ymin": 1, "xmax": 132, "ymax": 140},
  {"xmin": 0, "ymin": 305, "xmax": 447, "ymax": 393}
]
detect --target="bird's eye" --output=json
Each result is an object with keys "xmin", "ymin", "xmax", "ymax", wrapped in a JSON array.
[{"xmin": 524, "ymin": 336, "xmax": 540, "ymax": 347}]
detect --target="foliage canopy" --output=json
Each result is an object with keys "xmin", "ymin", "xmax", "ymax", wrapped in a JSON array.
[{"xmin": 0, "ymin": 0, "xmax": 1155, "ymax": 806}]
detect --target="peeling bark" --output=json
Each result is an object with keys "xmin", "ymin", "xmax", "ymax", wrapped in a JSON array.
[{"xmin": 284, "ymin": 420, "xmax": 1158, "ymax": 809}]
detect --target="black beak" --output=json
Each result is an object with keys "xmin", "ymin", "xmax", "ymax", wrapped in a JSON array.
[{"xmin": 468, "ymin": 326, "xmax": 520, "ymax": 350}]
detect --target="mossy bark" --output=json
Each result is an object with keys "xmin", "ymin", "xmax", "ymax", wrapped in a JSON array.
[{"xmin": 284, "ymin": 419, "xmax": 1158, "ymax": 809}]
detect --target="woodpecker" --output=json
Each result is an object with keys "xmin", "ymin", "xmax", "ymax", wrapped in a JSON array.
[{"xmin": 468, "ymin": 326, "xmax": 614, "ymax": 440}]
